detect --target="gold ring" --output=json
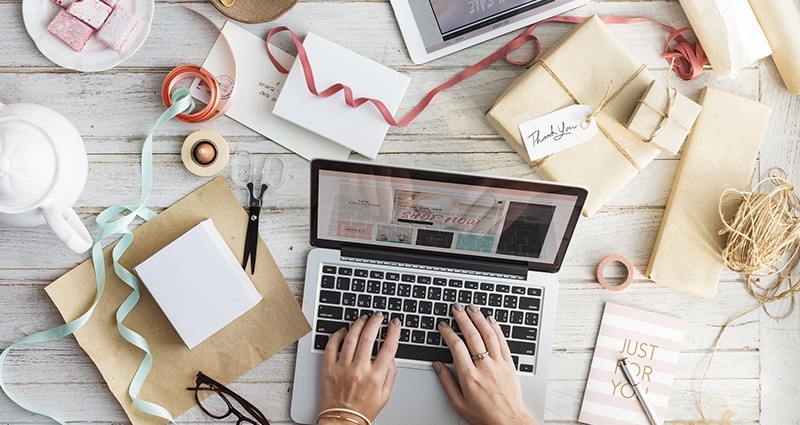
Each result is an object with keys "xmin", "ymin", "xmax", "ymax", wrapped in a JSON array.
[{"xmin": 470, "ymin": 351, "xmax": 489, "ymax": 361}]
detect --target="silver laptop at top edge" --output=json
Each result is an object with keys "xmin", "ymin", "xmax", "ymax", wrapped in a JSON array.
[{"xmin": 291, "ymin": 159, "xmax": 587, "ymax": 425}]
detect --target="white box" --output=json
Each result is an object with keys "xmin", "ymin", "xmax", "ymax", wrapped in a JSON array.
[{"xmin": 134, "ymin": 219, "xmax": 262, "ymax": 349}]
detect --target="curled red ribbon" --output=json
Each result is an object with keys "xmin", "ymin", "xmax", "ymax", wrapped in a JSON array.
[{"xmin": 265, "ymin": 15, "xmax": 708, "ymax": 128}]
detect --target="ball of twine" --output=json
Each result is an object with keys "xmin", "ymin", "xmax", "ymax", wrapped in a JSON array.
[
  {"xmin": 718, "ymin": 170, "xmax": 800, "ymax": 317},
  {"xmin": 694, "ymin": 171, "xmax": 800, "ymax": 424}
]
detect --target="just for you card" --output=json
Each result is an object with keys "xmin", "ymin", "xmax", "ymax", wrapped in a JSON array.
[{"xmin": 578, "ymin": 303, "xmax": 687, "ymax": 425}]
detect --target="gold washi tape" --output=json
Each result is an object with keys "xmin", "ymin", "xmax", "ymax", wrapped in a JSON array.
[
  {"xmin": 596, "ymin": 254, "xmax": 634, "ymax": 291},
  {"xmin": 181, "ymin": 130, "xmax": 230, "ymax": 177}
]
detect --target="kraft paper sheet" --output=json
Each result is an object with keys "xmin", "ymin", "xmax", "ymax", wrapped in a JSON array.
[
  {"xmin": 44, "ymin": 177, "xmax": 311, "ymax": 424},
  {"xmin": 678, "ymin": 0, "xmax": 772, "ymax": 77},
  {"xmin": 748, "ymin": 0, "xmax": 800, "ymax": 95},
  {"xmin": 486, "ymin": 15, "xmax": 659, "ymax": 216},
  {"xmin": 646, "ymin": 87, "xmax": 771, "ymax": 298}
]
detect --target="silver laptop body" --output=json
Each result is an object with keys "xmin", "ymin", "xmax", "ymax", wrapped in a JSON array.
[{"xmin": 291, "ymin": 159, "xmax": 587, "ymax": 425}]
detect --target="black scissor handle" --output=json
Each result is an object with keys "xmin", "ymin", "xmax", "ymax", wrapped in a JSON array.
[{"xmin": 246, "ymin": 182, "xmax": 269, "ymax": 208}]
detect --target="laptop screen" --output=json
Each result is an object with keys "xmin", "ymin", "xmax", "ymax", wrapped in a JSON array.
[{"xmin": 311, "ymin": 160, "xmax": 587, "ymax": 272}]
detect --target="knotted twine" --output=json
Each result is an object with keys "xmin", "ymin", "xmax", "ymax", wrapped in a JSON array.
[{"xmin": 688, "ymin": 170, "xmax": 800, "ymax": 423}]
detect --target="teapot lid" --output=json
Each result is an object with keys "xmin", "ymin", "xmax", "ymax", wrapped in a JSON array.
[{"xmin": 0, "ymin": 117, "xmax": 56, "ymax": 209}]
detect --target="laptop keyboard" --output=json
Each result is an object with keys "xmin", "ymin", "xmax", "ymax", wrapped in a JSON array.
[{"xmin": 312, "ymin": 263, "xmax": 543, "ymax": 374}]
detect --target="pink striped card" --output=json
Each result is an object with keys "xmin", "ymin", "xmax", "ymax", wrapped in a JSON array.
[{"xmin": 578, "ymin": 303, "xmax": 687, "ymax": 425}]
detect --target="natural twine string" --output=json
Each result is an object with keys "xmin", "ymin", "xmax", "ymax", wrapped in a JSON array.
[
  {"xmin": 638, "ymin": 58, "xmax": 693, "ymax": 142},
  {"xmin": 685, "ymin": 170, "xmax": 800, "ymax": 423},
  {"xmin": 534, "ymin": 61, "xmax": 647, "ymax": 172},
  {"xmin": 719, "ymin": 169, "xmax": 800, "ymax": 315}
]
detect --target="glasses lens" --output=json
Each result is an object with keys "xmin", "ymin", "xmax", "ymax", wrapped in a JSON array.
[{"xmin": 197, "ymin": 389, "xmax": 231, "ymax": 418}]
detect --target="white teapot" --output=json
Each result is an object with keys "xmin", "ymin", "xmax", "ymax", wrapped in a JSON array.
[{"xmin": 0, "ymin": 101, "xmax": 92, "ymax": 253}]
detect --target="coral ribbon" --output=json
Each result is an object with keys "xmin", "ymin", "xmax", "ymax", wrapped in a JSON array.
[{"xmin": 265, "ymin": 15, "xmax": 707, "ymax": 128}]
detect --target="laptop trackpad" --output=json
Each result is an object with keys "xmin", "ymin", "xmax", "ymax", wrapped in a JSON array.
[{"xmin": 375, "ymin": 366, "xmax": 460, "ymax": 425}]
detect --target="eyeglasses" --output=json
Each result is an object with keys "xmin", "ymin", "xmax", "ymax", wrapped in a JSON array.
[{"xmin": 187, "ymin": 371, "xmax": 271, "ymax": 425}]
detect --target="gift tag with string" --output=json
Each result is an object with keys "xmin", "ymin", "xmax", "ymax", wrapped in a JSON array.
[{"xmin": 518, "ymin": 104, "xmax": 599, "ymax": 160}]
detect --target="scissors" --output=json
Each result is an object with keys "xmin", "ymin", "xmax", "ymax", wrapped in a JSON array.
[{"xmin": 231, "ymin": 151, "xmax": 286, "ymax": 274}]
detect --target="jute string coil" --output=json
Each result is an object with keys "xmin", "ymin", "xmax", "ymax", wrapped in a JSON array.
[
  {"xmin": 685, "ymin": 170, "xmax": 800, "ymax": 424},
  {"xmin": 719, "ymin": 170, "xmax": 800, "ymax": 315}
]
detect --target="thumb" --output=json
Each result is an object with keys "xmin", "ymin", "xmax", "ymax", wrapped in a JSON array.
[{"xmin": 433, "ymin": 362, "xmax": 464, "ymax": 408}]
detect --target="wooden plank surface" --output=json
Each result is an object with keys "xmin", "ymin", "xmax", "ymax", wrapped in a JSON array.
[{"xmin": 1, "ymin": 0, "xmax": 799, "ymax": 423}]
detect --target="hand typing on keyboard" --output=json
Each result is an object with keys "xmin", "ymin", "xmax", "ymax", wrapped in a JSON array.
[
  {"xmin": 318, "ymin": 312, "xmax": 401, "ymax": 425},
  {"xmin": 433, "ymin": 303, "xmax": 538, "ymax": 425},
  {"xmin": 317, "ymin": 303, "xmax": 538, "ymax": 425}
]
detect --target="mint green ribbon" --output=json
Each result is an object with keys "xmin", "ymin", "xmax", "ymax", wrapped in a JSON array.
[{"xmin": 0, "ymin": 90, "xmax": 196, "ymax": 423}]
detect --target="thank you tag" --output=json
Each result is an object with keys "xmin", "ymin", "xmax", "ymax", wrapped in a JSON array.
[{"xmin": 519, "ymin": 104, "xmax": 599, "ymax": 160}]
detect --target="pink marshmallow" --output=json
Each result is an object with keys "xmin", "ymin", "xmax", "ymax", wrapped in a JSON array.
[
  {"xmin": 47, "ymin": 9, "xmax": 94, "ymax": 52},
  {"xmin": 67, "ymin": 0, "xmax": 112, "ymax": 30},
  {"xmin": 50, "ymin": 0, "xmax": 78, "ymax": 7},
  {"xmin": 96, "ymin": 7, "xmax": 140, "ymax": 52},
  {"xmin": 100, "ymin": 0, "xmax": 120, "ymax": 6}
]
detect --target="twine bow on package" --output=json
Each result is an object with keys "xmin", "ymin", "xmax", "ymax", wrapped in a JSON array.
[{"xmin": 486, "ymin": 16, "xmax": 659, "ymax": 216}]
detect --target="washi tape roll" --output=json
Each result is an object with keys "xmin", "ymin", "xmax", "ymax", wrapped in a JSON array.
[
  {"xmin": 596, "ymin": 254, "xmax": 634, "ymax": 291},
  {"xmin": 181, "ymin": 130, "xmax": 230, "ymax": 176}
]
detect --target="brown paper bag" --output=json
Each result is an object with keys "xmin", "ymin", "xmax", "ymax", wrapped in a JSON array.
[
  {"xmin": 45, "ymin": 176, "xmax": 311, "ymax": 424},
  {"xmin": 486, "ymin": 15, "xmax": 660, "ymax": 216}
]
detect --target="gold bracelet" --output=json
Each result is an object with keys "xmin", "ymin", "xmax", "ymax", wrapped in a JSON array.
[
  {"xmin": 317, "ymin": 408, "xmax": 372, "ymax": 425},
  {"xmin": 317, "ymin": 414, "xmax": 362, "ymax": 425}
]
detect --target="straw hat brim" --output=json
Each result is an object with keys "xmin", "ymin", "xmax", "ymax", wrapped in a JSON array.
[{"xmin": 210, "ymin": 0, "xmax": 299, "ymax": 23}]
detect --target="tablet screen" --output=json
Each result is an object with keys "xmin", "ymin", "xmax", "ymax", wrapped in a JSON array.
[
  {"xmin": 391, "ymin": 0, "xmax": 588, "ymax": 63},
  {"xmin": 431, "ymin": 0, "xmax": 552, "ymax": 38}
]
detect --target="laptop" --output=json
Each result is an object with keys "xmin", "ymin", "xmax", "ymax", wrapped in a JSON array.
[
  {"xmin": 389, "ymin": 0, "xmax": 591, "ymax": 64},
  {"xmin": 291, "ymin": 159, "xmax": 587, "ymax": 424}
]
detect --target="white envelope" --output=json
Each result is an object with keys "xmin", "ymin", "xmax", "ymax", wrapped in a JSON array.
[
  {"xmin": 134, "ymin": 219, "xmax": 262, "ymax": 349},
  {"xmin": 191, "ymin": 22, "xmax": 351, "ymax": 161},
  {"xmin": 272, "ymin": 32, "xmax": 411, "ymax": 159}
]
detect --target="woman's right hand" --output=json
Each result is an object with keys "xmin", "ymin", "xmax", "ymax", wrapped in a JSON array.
[{"xmin": 433, "ymin": 303, "xmax": 538, "ymax": 425}]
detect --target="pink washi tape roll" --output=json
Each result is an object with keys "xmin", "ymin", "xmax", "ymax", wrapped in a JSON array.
[{"xmin": 596, "ymin": 254, "xmax": 634, "ymax": 291}]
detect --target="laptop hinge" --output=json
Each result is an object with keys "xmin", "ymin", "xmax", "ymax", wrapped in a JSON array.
[{"xmin": 341, "ymin": 246, "xmax": 528, "ymax": 280}]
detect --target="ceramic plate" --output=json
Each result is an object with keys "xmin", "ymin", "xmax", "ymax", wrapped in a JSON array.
[{"xmin": 22, "ymin": 0, "xmax": 155, "ymax": 72}]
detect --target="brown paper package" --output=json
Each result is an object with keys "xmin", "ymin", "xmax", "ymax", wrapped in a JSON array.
[
  {"xmin": 748, "ymin": 0, "xmax": 800, "ymax": 95},
  {"xmin": 486, "ymin": 15, "xmax": 660, "ymax": 216},
  {"xmin": 646, "ymin": 87, "xmax": 771, "ymax": 298},
  {"xmin": 626, "ymin": 80, "xmax": 702, "ymax": 156},
  {"xmin": 45, "ymin": 177, "xmax": 311, "ymax": 424}
]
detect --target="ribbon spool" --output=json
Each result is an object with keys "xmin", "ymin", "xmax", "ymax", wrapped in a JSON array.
[
  {"xmin": 161, "ymin": 65, "xmax": 228, "ymax": 123},
  {"xmin": 596, "ymin": 254, "xmax": 634, "ymax": 291},
  {"xmin": 181, "ymin": 130, "xmax": 230, "ymax": 176}
]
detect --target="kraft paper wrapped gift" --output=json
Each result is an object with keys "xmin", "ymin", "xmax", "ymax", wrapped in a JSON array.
[
  {"xmin": 646, "ymin": 87, "xmax": 771, "ymax": 298},
  {"xmin": 626, "ymin": 80, "xmax": 702, "ymax": 156},
  {"xmin": 486, "ymin": 15, "xmax": 660, "ymax": 216},
  {"xmin": 678, "ymin": 0, "xmax": 772, "ymax": 77}
]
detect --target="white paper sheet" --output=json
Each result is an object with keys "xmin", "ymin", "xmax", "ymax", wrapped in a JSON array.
[{"xmin": 190, "ymin": 22, "xmax": 351, "ymax": 161}]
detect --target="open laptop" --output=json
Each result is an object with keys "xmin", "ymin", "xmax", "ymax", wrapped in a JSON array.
[
  {"xmin": 291, "ymin": 159, "xmax": 587, "ymax": 424},
  {"xmin": 389, "ymin": 0, "xmax": 591, "ymax": 64}
]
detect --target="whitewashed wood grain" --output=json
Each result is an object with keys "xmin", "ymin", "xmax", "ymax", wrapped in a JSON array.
[{"xmin": 2, "ymin": 0, "xmax": 800, "ymax": 423}]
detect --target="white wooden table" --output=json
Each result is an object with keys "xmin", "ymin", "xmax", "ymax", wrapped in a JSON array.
[{"xmin": 2, "ymin": 0, "xmax": 799, "ymax": 423}]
